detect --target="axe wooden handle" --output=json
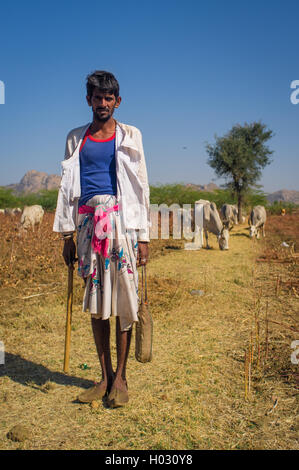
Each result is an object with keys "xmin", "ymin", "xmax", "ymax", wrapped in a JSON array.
[{"xmin": 63, "ymin": 264, "xmax": 73, "ymax": 373}]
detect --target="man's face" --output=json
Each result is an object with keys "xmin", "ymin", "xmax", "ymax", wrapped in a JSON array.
[{"xmin": 87, "ymin": 89, "xmax": 121, "ymax": 122}]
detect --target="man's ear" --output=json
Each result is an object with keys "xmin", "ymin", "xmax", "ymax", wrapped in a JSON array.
[
  {"xmin": 114, "ymin": 96, "xmax": 122, "ymax": 108},
  {"xmin": 86, "ymin": 95, "xmax": 92, "ymax": 107}
]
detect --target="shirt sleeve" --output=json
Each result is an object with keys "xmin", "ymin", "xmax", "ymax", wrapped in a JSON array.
[
  {"xmin": 53, "ymin": 131, "xmax": 77, "ymax": 234},
  {"xmin": 134, "ymin": 129, "xmax": 150, "ymax": 242}
]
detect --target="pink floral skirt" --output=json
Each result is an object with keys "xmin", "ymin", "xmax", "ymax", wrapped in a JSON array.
[{"xmin": 77, "ymin": 195, "xmax": 139, "ymax": 331}]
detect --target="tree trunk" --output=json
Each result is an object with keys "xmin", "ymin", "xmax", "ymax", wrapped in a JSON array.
[{"xmin": 237, "ymin": 194, "xmax": 243, "ymax": 223}]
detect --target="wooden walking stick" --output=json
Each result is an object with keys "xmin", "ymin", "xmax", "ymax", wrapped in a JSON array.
[
  {"xmin": 244, "ymin": 346, "xmax": 252, "ymax": 401},
  {"xmin": 63, "ymin": 263, "xmax": 74, "ymax": 373}
]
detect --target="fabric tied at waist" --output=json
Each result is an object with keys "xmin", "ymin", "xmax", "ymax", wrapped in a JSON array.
[{"xmin": 78, "ymin": 204, "xmax": 119, "ymax": 258}]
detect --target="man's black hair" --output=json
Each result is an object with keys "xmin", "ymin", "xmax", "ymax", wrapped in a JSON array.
[{"xmin": 86, "ymin": 70, "xmax": 119, "ymax": 99}]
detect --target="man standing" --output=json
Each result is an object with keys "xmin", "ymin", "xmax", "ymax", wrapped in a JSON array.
[{"xmin": 53, "ymin": 71, "xmax": 150, "ymax": 407}]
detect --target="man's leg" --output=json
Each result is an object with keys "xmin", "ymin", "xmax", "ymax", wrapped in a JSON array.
[
  {"xmin": 91, "ymin": 317, "xmax": 114, "ymax": 390},
  {"xmin": 107, "ymin": 317, "xmax": 131, "ymax": 406},
  {"xmin": 113, "ymin": 317, "xmax": 132, "ymax": 389},
  {"xmin": 77, "ymin": 317, "xmax": 114, "ymax": 402}
]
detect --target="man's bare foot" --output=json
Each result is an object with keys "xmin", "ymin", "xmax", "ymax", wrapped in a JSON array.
[
  {"xmin": 110, "ymin": 376, "xmax": 128, "ymax": 393},
  {"xmin": 77, "ymin": 381, "xmax": 107, "ymax": 403},
  {"xmin": 77, "ymin": 375, "xmax": 114, "ymax": 403},
  {"xmin": 107, "ymin": 377, "xmax": 129, "ymax": 408}
]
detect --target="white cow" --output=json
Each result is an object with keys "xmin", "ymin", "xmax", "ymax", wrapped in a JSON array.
[
  {"xmin": 220, "ymin": 204, "xmax": 238, "ymax": 229},
  {"xmin": 4, "ymin": 207, "xmax": 22, "ymax": 215},
  {"xmin": 249, "ymin": 206, "xmax": 267, "ymax": 239},
  {"xmin": 4, "ymin": 208, "xmax": 16, "ymax": 215},
  {"xmin": 195, "ymin": 200, "xmax": 229, "ymax": 250},
  {"xmin": 0, "ymin": 209, "xmax": 5, "ymax": 215},
  {"xmin": 20, "ymin": 205, "xmax": 44, "ymax": 231}
]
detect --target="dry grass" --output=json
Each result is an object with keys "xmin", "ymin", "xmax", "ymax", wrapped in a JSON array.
[{"xmin": 0, "ymin": 213, "xmax": 298, "ymax": 450}]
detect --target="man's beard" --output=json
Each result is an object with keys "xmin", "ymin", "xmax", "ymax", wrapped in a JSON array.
[{"xmin": 94, "ymin": 107, "xmax": 115, "ymax": 122}]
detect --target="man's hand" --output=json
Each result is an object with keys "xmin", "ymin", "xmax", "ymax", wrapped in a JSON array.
[
  {"xmin": 62, "ymin": 238, "xmax": 77, "ymax": 267},
  {"xmin": 137, "ymin": 241, "xmax": 149, "ymax": 266}
]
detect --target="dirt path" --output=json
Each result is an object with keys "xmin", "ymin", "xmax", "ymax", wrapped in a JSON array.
[{"xmin": 0, "ymin": 221, "xmax": 298, "ymax": 450}]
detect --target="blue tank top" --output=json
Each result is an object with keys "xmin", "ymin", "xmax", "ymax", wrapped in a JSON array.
[{"xmin": 78, "ymin": 128, "xmax": 117, "ymax": 207}]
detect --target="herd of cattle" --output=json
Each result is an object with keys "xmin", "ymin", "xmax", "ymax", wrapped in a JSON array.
[
  {"xmin": 0, "ymin": 202, "xmax": 267, "ymax": 250},
  {"xmin": 204, "ymin": 200, "xmax": 267, "ymax": 250},
  {"xmin": 178, "ymin": 200, "xmax": 267, "ymax": 251},
  {"xmin": 220, "ymin": 203, "xmax": 267, "ymax": 241},
  {"xmin": 0, "ymin": 205, "xmax": 44, "ymax": 231}
]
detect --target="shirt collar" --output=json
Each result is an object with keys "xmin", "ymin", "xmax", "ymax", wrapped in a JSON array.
[
  {"xmin": 82, "ymin": 121, "xmax": 139, "ymax": 152},
  {"xmin": 79, "ymin": 123, "xmax": 92, "ymax": 141}
]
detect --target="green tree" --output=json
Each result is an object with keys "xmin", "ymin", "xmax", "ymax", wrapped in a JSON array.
[
  {"xmin": 0, "ymin": 187, "xmax": 20, "ymax": 208},
  {"xmin": 206, "ymin": 122, "xmax": 273, "ymax": 222}
]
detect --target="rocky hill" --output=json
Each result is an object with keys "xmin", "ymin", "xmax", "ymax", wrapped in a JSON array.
[
  {"xmin": 185, "ymin": 183, "xmax": 219, "ymax": 192},
  {"xmin": 4, "ymin": 172, "xmax": 299, "ymax": 205},
  {"xmin": 5, "ymin": 173, "xmax": 220, "ymax": 195},
  {"xmin": 266, "ymin": 189, "xmax": 299, "ymax": 204},
  {"xmin": 6, "ymin": 170, "xmax": 61, "ymax": 194}
]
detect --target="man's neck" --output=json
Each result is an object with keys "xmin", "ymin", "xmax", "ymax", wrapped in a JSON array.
[{"xmin": 89, "ymin": 117, "xmax": 116, "ymax": 136}]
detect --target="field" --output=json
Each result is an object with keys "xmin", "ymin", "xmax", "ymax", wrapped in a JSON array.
[{"xmin": 0, "ymin": 211, "xmax": 298, "ymax": 450}]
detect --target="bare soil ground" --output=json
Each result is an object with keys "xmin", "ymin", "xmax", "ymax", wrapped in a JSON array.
[{"xmin": 0, "ymin": 212, "xmax": 298, "ymax": 450}]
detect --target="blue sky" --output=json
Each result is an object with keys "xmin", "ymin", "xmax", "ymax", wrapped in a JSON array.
[{"xmin": 0, "ymin": 0, "xmax": 298, "ymax": 193}]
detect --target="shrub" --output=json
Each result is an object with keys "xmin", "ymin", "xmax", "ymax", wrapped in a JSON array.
[
  {"xmin": 149, "ymin": 184, "xmax": 268, "ymax": 212},
  {"xmin": 0, "ymin": 188, "xmax": 58, "ymax": 211},
  {"xmin": 266, "ymin": 200, "xmax": 297, "ymax": 215}
]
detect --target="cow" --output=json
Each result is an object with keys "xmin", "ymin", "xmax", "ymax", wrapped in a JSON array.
[
  {"xmin": 249, "ymin": 205, "xmax": 267, "ymax": 239},
  {"xmin": 20, "ymin": 205, "xmax": 44, "ymax": 231},
  {"xmin": 5, "ymin": 207, "xmax": 22, "ymax": 215},
  {"xmin": 194, "ymin": 200, "xmax": 229, "ymax": 250},
  {"xmin": 220, "ymin": 204, "xmax": 238, "ymax": 229},
  {"xmin": 4, "ymin": 208, "xmax": 16, "ymax": 215},
  {"xmin": 0, "ymin": 209, "xmax": 5, "ymax": 215}
]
